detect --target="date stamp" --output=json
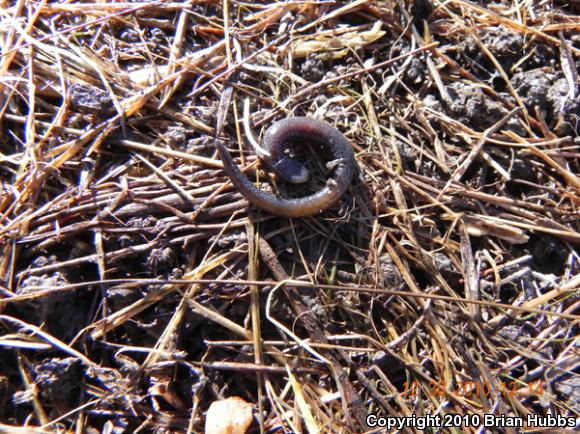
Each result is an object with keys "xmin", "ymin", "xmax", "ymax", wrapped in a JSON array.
[
  {"xmin": 402, "ymin": 379, "xmax": 544, "ymax": 399},
  {"xmin": 363, "ymin": 379, "xmax": 577, "ymax": 430}
]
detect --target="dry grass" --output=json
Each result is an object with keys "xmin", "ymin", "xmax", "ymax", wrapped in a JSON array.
[{"xmin": 0, "ymin": 0, "xmax": 579, "ymax": 433}]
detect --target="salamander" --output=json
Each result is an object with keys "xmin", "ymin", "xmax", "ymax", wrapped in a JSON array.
[{"xmin": 216, "ymin": 117, "xmax": 355, "ymax": 217}]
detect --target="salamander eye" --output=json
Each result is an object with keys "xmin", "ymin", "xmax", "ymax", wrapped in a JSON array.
[{"xmin": 272, "ymin": 156, "xmax": 310, "ymax": 184}]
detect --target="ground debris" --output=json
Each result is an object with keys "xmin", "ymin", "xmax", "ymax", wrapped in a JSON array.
[{"xmin": 0, "ymin": 1, "xmax": 578, "ymax": 432}]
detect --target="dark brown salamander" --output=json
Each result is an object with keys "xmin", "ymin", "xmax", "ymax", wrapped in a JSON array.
[{"xmin": 217, "ymin": 117, "xmax": 355, "ymax": 217}]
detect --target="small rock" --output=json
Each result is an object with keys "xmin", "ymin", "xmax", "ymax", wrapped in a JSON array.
[{"xmin": 205, "ymin": 396, "xmax": 254, "ymax": 434}]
